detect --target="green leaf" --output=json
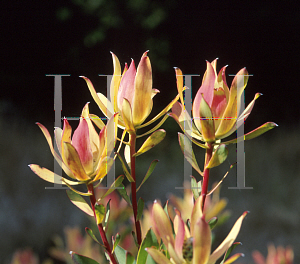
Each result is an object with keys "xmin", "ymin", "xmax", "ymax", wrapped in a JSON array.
[
  {"xmin": 220, "ymin": 242, "xmax": 242, "ymax": 264},
  {"xmin": 66, "ymin": 189, "xmax": 94, "ymax": 216},
  {"xmin": 206, "ymin": 144, "xmax": 228, "ymax": 169},
  {"xmin": 117, "ymin": 184, "xmax": 132, "ymax": 206},
  {"xmin": 178, "ymin": 133, "xmax": 203, "ymax": 176},
  {"xmin": 137, "ymin": 198, "xmax": 144, "ymax": 221},
  {"xmin": 137, "ymin": 160, "xmax": 159, "ymax": 192},
  {"xmin": 63, "ymin": 180, "xmax": 92, "ymax": 196},
  {"xmin": 70, "ymin": 252, "xmax": 100, "ymax": 264},
  {"xmin": 94, "ymin": 203, "xmax": 105, "ymax": 225},
  {"xmin": 208, "ymin": 217, "xmax": 218, "ymax": 230},
  {"xmin": 112, "ymin": 233, "xmax": 121, "ymax": 253},
  {"xmin": 191, "ymin": 176, "xmax": 201, "ymax": 200},
  {"xmin": 117, "ymin": 153, "xmax": 135, "ymax": 182},
  {"xmin": 85, "ymin": 227, "xmax": 103, "ymax": 246},
  {"xmin": 103, "ymin": 200, "xmax": 111, "ymax": 231},
  {"xmin": 114, "ymin": 245, "xmax": 127, "ymax": 264},
  {"xmin": 134, "ymin": 129, "xmax": 166, "ymax": 157},
  {"xmin": 220, "ymin": 122, "xmax": 278, "ymax": 145},
  {"xmin": 99, "ymin": 175, "xmax": 125, "ymax": 200},
  {"xmin": 137, "ymin": 228, "xmax": 159, "ymax": 264},
  {"xmin": 126, "ymin": 252, "xmax": 136, "ymax": 264}
]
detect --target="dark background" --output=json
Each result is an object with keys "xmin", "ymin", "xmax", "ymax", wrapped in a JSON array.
[{"xmin": 1, "ymin": 0, "xmax": 299, "ymax": 263}]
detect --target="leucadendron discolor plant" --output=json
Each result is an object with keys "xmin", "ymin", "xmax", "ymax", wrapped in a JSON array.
[{"xmin": 30, "ymin": 52, "xmax": 277, "ymax": 264}]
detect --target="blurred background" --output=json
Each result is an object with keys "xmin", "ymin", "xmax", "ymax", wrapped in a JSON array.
[{"xmin": 1, "ymin": 0, "xmax": 299, "ymax": 263}]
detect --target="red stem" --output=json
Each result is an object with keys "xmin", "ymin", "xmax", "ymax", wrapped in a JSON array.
[
  {"xmin": 129, "ymin": 133, "xmax": 142, "ymax": 246},
  {"xmin": 87, "ymin": 183, "xmax": 117, "ymax": 264},
  {"xmin": 201, "ymin": 143, "xmax": 213, "ymax": 210}
]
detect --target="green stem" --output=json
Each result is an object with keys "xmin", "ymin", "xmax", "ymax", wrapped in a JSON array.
[
  {"xmin": 129, "ymin": 133, "xmax": 142, "ymax": 246},
  {"xmin": 87, "ymin": 183, "xmax": 117, "ymax": 264},
  {"xmin": 201, "ymin": 143, "xmax": 213, "ymax": 211}
]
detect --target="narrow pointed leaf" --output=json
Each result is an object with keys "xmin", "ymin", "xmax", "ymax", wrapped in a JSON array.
[
  {"xmin": 99, "ymin": 175, "xmax": 125, "ymax": 200},
  {"xmin": 137, "ymin": 228, "xmax": 159, "ymax": 264},
  {"xmin": 112, "ymin": 233, "xmax": 121, "ymax": 253},
  {"xmin": 191, "ymin": 176, "xmax": 201, "ymax": 200},
  {"xmin": 206, "ymin": 144, "xmax": 228, "ymax": 169},
  {"xmin": 117, "ymin": 153, "xmax": 135, "ymax": 182},
  {"xmin": 80, "ymin": 76, "xmax": 113, "ymax": 118},
  {"xmin": 174, "ymin": 67, "xmax": 185, "ymax": 106},
  {"xmin": 220, "ymin": 122, "xmax": 277, "ymax": 145},
  {"xmin": 146, "ymin": 248, "xmax": 172, "ymax": 264},
  {"xmin": 137, "ymin": 198, "xmax": 144, "ymax": 221},
  {"xmin": 208, "ymin": 211, "xmax": 248, "ymax": 264},
  {"xmin": 208, "ymin": 217, "xmax": 218, "ymax": 230},
  {"xmin": 66, "ymin": 189, "xmax": 94, "ymax": 216},
  {"xmin": 63, "ymin": 180, "xmax": 92, "ymax": 196},
  {"xmin": 94, "ymin": 203, "xmax": 105, "ymax": 225},
  {"xmin": 222, "ymin": 242, "xmax": 242, "ymax": 263},
  {"xmin": 137, "ymin": 115, "xmax": 169, "ymax": 138},
  {"xmin": 134, "ymin": 129, "xmax": 166, "ymax": 157},
  {"xmin": 85, "ymin": 227, "xmax": 104, "ymax": 246},
  {"xmin": 222, "ymin": 252, "xmax": 244, "ymax": 264},
  {"xmin": 117, "ymin": 184, "xmax": 132, "ymax": 206},
  {"xmin": 70, "ymin": 252, "xmax": 100, "ymax": 264},
  {"xmin": 178, "ymin": 133, "xmax": 203, "ymax": 176},
  {"xmin": 137, "ymin": 159, "xmax": 159, "ymax": 192},
  {"xmin": 29, "ymin": 164, "xmax": 79, "ymax": 185},
  {"xmin": 103, "ymin": 199, "xmax": 111, "ymax": 231}
]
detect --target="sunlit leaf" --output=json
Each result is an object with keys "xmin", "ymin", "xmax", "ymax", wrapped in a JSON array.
[
  {"xmin": 220, "ymin": 122, "xmax": 278, "ymax": 145},
  {"xmin": 94, "ymin": 203, "xmax": 105, "ymax": 225},
  {"xmin": 66, "ymin": 189, "xmax": 94, "ymax": 216},
  {"xmin": 191, "ymin": 176, "xmax": 201, "ymax": 200},
  {"xmin": 205, "ymin": 144, "xmax": 228, "ymax": 169},
  {"xmin": 134, "ymin": 129, "xmax": 166, "ymax": 157},
  {"xmin": 178, "ymin": 133, "xmax": 203, "ymax": 176},
  {"xmin": 103, "ymin": 199, "xmax": 111, "ymax": 231},
  {"xmin": 117, "ymin": 153, "xmax": 135, "ymax": 182}
]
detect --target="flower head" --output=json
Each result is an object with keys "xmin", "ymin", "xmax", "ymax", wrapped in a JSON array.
[
  {"xmin": 171, "ymin": 60, "xmax": 276, "ymax": 145},
  {"xmin": 82, "ymin": 52, "xmax": 159, "ymax": 134},
  {"xmin": 29, "ymin": 103, "xmax": 117, "ymax": 185},
  {"xmin": 147, "ymin": 197, "xmax": 247, "ymax": 264},
  {"xmin": 252, "ymin": 244, "xmax": 294, "ymax": 264}
]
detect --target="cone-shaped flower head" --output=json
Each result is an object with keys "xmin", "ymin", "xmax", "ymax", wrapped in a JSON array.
[
  {"xmin": 192, "ymin": 59, "xmax": 251, "ymax": 142},
  {"xmin": 29, "ymin": 103, "xmax": 117, "ymax": 185},
  {"xmin": 82, "ymin": 52, "xmax": 160, "ymax": 134},
  {"xmin": 147, "ymin": 197, "xmax": 247, "ymax": 264},
  {"xmin": 117, "ymin": 51, "xmax": 158, "ymax": 132},
  {"xmin": 171, "ymin": 59, "xmax": 276, "ymax": 145}
]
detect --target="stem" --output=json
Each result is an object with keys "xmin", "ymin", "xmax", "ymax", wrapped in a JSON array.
[
  {"xmin": 129, "ymin": 133, "xmax": 142, "ymax": 246},
  {"xmin": 87, "ymin": 183, "xmax": 117, "ymax": 264},
  {"xmin": 201, "ymin": 143, "xmax": 213, "ymax": 211}
]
